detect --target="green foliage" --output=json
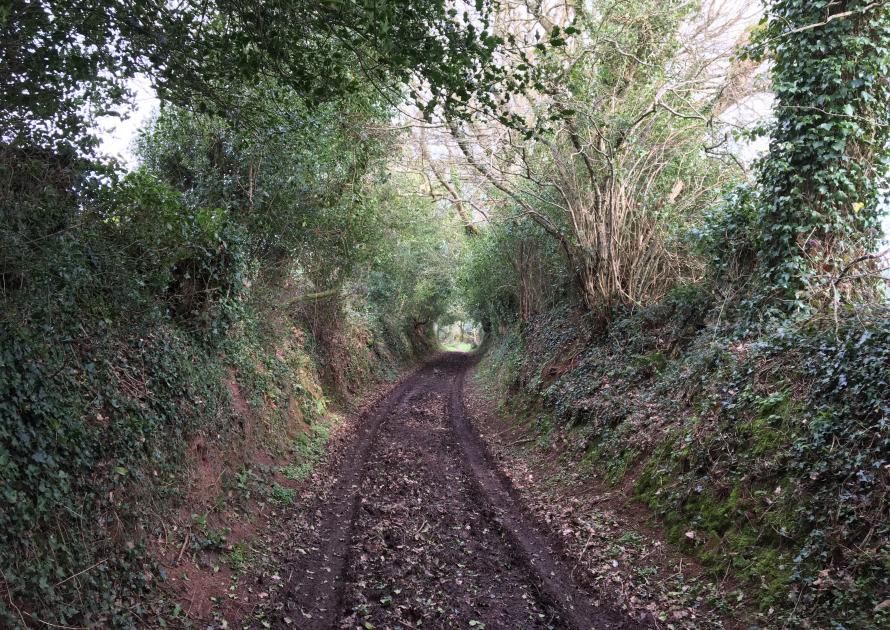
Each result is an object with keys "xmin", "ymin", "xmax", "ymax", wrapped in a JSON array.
[
  {"xmin": 747, "ymin": 0, "xmax": 890, "ymax": 307},
  {"xmin": 0, "ymin": 314, "xmax": 233, "ymax": 625},
  {"xmin": 270, "ymin": 484, "xmax": 296, "ymax": 505},
  {"xmin": 467, "ymin": 0, "xmax": 890, "ymax": 625},
  {"xmin": 137, "ymin": 86, "xmax": 392, "ymax": 275},
  {"xmin": 456, "ymin": 0, "xmax": 741, "ymax": 326},
  {"xmin": 134, "ymin": 82, "xmax": 469, "ymax": 371},
  {"xmin": 481, "ymin": 284, "xmax": 890, "ymax": 625},
  {"xmin": 108, "ymin": 171, "xmax": 249, "ymax": 335},
  {"xmin": 458, "ymin": 223, "xmax": 519, "ymax": 327},
  {"xmin": 458, "ymin": 215, "xmax": 570, "ymax": 328},
  {"xmin": 0, "ymin": 36, "xmax": 457, "ymax": 626},
  {"xmin": 637, "ymin": 309, "xmax": 890, "ymax": 626},
  {"xmin": 226, "ymin": 541, "xmax": 251, "ymax": 572},
  {"xmin": 4, "ymin": 0, "xmax": 889, "ymax": 626},
  {"xmin": 282, "ymin": 421, "xmax": 335, "ymax": 482},
  {"xmin": 364, "ymin": 180, "xmax": 466, "ymax": 349},
  {"xmin": 0, "ymin": 150, "xmax": 249, "ymax": 339},
  {"xmin": 0, "ymin": 0, "xmax": 144, "ymax": 154},
  {"xmin": 695, "ymin": 185, "xmax": 761, "ymax": 286},
  {"xmin": 1, "ymin": 0, "xmax": 534, "ymax": 155},
  {"xmin": 0, "ymin": 0, "xmax": 524, "ymax": 625},
  {"xmin": 134, "ymin": 86, "xmax": 445, "ymax": 389}
]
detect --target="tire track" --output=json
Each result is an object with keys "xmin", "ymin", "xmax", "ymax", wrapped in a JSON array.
[
  {"xmin": 269, "ymin": 353, "xmax": 640, "ymax": 629},
  {"xmin": 270, "ymin": 363, "xmax": 432, "ymax": 628},
  {"xmin": 446, "ymin": 355, "xmax": 637, "ymax": 630}
]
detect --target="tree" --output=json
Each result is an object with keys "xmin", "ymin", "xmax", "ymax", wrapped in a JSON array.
[
  {"xmin": 440, "ymin": 0, "xmax": 756, "ymax": 323},
  {"xmin": 366, "ymin": 174, "xmax": 466, "ymax": 350},
  {"xmin": 750, "ymin": 0, "xmax": 890, "ymax": 311},
  {"xmin": 1, "ymin": 0, "xmax": 527, "ymax": 156}
]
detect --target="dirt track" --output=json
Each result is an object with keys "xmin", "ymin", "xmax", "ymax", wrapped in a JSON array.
[{"xmin": 268, "ymin": 353, "xmax": 637, "ymax": 629}]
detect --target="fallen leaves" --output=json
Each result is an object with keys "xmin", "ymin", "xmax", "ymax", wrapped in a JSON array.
[{"xmin": 465, "ymin": 383, "xmax": 749, "ymax": 629}]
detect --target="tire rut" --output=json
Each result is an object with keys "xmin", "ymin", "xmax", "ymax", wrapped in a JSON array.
[
  {"xmin": 270, "ymin": 365, "xmax": 429, "ymax": 628},
  {"xmin": 268, "ymin": 353, "xmax": 641, "ymax": 630},
  {"xmin": 446, "ymin": 356, "xmax": 637, "ymax": 630}
]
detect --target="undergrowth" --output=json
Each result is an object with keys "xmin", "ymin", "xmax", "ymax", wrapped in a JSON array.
[{"xmin": 478, "ymin": 288, "xmax": 890, "ymax": 628}]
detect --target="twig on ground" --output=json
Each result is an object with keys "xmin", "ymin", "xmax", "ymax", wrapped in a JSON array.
[
  {"xmin": 176, "ymin": 530, "xmax": 191, "ymax": 565},
  {"xmin": 53, "ymin": 559, "xmax": 107, "ymax": 588},
  {"xmin": 508, "ymin": 437, "xmax": 536, "ymax": 447}
]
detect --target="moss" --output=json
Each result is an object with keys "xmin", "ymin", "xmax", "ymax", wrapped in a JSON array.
[
  {"xmin": 744, "ymin": 389, "xmax": 798, "ymax": 457},
  {"xmin": 662, "ymin": 488, "xmax": 795, "ymax": 610},
  {"xmin": 634, "ymin": 433, "xmax": 681, "ymax": 506},
  {"xmin": 270, "ymin": 483, "xmax": 296, "ymax": 505},
  {"xmin": 605, "ymin": 446, "xmax": 640, "ymax": 485},
  {"xmin": 281, "ymin": 414, "xmax": 338, "ymax": 481},
  {"xmin": 635, "ymin": 433, "xmax": 800, "ymax": 611},
  {"xmin": 226, "ymin": 540, "xmax": 252, "ymax": 572}
]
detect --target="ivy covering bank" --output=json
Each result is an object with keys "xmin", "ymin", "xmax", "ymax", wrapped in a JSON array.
[{"xmin": 457, "ymin": 0, "xmax": 890, "ymax": 626}]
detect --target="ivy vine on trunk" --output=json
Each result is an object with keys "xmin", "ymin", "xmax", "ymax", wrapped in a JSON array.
[{"xmin": 750, "ymin": 0, "xmax": 890, "ymax": 311}]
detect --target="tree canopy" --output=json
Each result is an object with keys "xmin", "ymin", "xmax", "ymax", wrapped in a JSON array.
[{"xmin": 2, "ymin": 0, "xmax": 530, "ymax": 154}]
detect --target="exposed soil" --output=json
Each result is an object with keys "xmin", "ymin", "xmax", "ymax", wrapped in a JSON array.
[
  {"xmin": 263, "ymin": 353, "xmax": 639, "ymax": 629},
  {"xmin": 151, "ymin": 367, "xmax": 332, "ymax": 625}
]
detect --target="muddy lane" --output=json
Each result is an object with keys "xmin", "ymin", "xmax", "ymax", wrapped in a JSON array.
[{"xmin": 272, "ymin": 353, "xmax": 635, "ymax": 630}]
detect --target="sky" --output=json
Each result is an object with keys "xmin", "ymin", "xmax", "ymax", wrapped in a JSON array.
[{"xmin": 97, "ymin": 75, "xmax": 158, "ymax": 167}]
